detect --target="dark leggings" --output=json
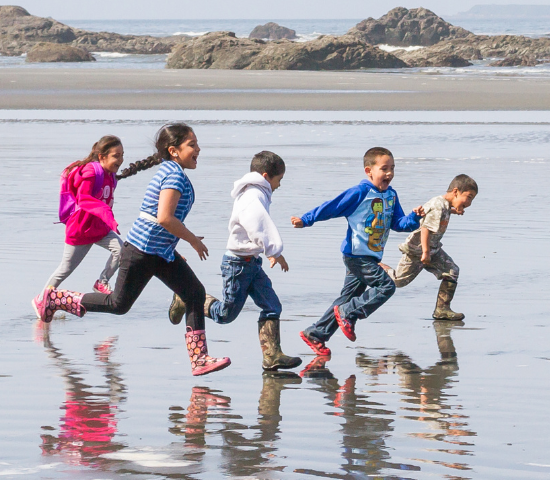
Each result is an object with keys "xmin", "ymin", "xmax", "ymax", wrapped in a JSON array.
[{"xmin": 82, "ymin": 242, "xmax": 205, "ymax": 330}]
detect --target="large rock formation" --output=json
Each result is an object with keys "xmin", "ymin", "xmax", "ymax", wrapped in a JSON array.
[
  {"xmin": 26, "ymin": 42, "xmax": 95, "ymax": 62},
  {"xmin": 166, "ymin": 31, "xmax": 407, "ymax": 70},
  {"xmin": 249, "ymin": 22, "xmax": 297, "ymax": 40},
  {"xmin": 0, "ymin": 5, "xmax": 184, "ymax": 56},
  {"xmin": 393, "ymin": 34, "xmax": 550, "ymax": 67},
  {"xmin": 348, "ymin": 7, "xmax": 472, "ymax": 47}
]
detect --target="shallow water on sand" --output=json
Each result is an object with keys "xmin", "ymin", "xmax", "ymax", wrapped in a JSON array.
[{"xmin": 1, "ymin": 110, "xmax": 549, "ymax": 479}]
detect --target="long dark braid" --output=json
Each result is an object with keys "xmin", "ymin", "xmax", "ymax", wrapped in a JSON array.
[
  {"xmin": 116, "ymin": 123, "xmax": 194, "ymax": 180},
  {"xmin": 116, "ymin": 154, "xmax": 162, "ymax": 180}
]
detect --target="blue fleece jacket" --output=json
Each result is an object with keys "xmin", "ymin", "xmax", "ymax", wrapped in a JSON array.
[{"xmin": 301, "ymin": 179, "xmax": 421, "ymax": 260}]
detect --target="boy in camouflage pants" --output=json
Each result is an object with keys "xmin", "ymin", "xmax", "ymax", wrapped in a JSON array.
[{"xmin": 381, "ymin": 174, "xmax": 478, "ymax": 321}]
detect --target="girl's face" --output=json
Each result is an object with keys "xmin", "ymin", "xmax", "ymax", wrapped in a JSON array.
[
  {"xmin": 169, "ymin": 132, "xmax": 200, "ymax": 170},
  {"xmin": 99, "ymin": 145, "xmax": 124, "ymax": 173}
]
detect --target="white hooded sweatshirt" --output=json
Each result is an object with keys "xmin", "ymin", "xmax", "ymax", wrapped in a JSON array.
[{"xmin": 226, "ymin": 172, "xmax": 283, "ymax": 258}]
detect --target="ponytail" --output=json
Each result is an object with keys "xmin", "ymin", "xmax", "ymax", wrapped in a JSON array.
[
  {"xmin": 64, "ymin": 135, "xmax": 122, "ymax": 176},
  {"xmin": 116, "ymin": 154, "xmax": 162, "ymax": 180}
]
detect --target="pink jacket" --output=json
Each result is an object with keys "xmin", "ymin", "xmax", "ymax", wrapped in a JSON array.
[{"xmin": 65, "ymin": 163, "xmax": 118, "ymax": 246}]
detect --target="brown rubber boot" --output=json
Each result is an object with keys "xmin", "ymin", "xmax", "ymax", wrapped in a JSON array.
[
  {"xmin": 432, "ymin": 280, "xmax": 465, "ymax": 321},
  {"xmin": 203, "ymin": 294, "xmax": 218, "ymax": 318},
  {"xmin": 258, "ymin": 319, "xmax": 302, "ymax": 371},
  {"xmin": 168, "ymin": 293, "xmax": 186, "ymax": 325},
  {"xmin": 169, "ymin": 293, "xmax": 218, "ymax": 325}
]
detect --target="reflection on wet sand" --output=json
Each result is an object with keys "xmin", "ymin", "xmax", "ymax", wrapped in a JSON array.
[
  {"xmin": 297, "ymin": 356, "xmax": 420, "ymax": 479},
  {"xmin": 357, "ymin": 320, "xmax": 475, "ymax": 477},
  {"xmin": 35, "ymin": 321, "xmax": 126, "ymax": 468}
]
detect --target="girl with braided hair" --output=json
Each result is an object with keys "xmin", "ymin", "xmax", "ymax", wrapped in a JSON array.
[
  {"xmin": 32, "ymin": 135, "xmax": 124, "ymax": 316},
  {"xmin": 35, "ymin": 124, "xmax": 231, "ymax": 377}
]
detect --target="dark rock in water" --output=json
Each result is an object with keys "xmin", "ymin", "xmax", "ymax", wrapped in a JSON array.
[
  {"xmin": 247, "ymin": 34, "xmax": 407, "ymax": 70},
  {"xmin": 0, "ymin": 5, "xmax": 184, "ymax": 56},
  {"xmin": 489, "ymin": 55, "xmax": 541, "ymax": 67},
  {"xmin": 167, "ymin": 32, "xmax": 264, "ymax": 69},
  {"xmin": 166, "ymin": 31, "xmax": 407, "ymax": 70},
  {"xmin": 249, "ymin": 22, "xmax": 297, "ymax": 40},
  {"xmin": 26, "ymin": 42, "xmax": 95, "ymax": 62},
  {"xmin": 394, "ymin": 34, "xmax": 550, "ymax": 67},
  {"xmin": 348, "ymin": 7, "xmax": 472, "ymax": 47}
]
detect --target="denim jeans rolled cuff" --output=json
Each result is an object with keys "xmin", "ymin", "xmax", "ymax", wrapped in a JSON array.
[
  {"xmin": 209, "ymin": 254, "xmax": 282, "ymax": 325},
  {"xmin": 305, "ymin": 255, "xmax": 395, "ymax": 343}
]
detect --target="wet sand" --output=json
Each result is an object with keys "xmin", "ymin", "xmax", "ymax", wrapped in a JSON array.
[
  {"xmin": 1, "ymin": 67, "xmax": 550, "ymax": 110},
  {"xmin": 1, "ymin": 111, "xmax": 549, "ymax": 479}
]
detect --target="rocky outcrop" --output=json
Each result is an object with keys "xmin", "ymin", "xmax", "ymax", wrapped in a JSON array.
[
  {"xmin": 25, "ymin": 42, "xmax": 95, "ymax": 62},
  {"xmin": 0, "ymin": 5, "xmax": 76, "ymax": 55},
  {"xmin": 393, "ymin": 34, "xmax": 550, "ymax": 67},
  {"xmin": 249, "ymin": 22, "xmax": 297, "ymax": 40},
  {"xmin": 489, "ymin": 55, "xmax": 541, "ymax": 67},
  {"xmin": 348, "ymin": 7, "xmax": 472, "ymax": 47},
  {"xmin": 167, "ymin": 32, "xmax": 264, "ymax": 69},
  {"xmin": 166, "ymin": 31, "xmax": 407, "ymax": 70},
  {"xmin": 0, "ymin": 5, "xmax": 184, "ymax": 56}
]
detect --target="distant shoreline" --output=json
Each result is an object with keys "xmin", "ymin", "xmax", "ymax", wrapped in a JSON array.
[{"xmin": 1, "ymin": 68, "xmax": 550, "ymax": 111}]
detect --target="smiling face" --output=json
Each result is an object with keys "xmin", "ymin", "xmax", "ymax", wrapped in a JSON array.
[
  {"xmin": 449, "ymin": 189, "xmax": 477, "ymax": 214},
  {"xmin": 98, "ymin": 144, "xmax": 124, "ymax": 173},
  {"xmin": 365, "ymin": 154, "xmax": 395, "ymax": 191},
  {"xmin": 168, "ymin": 131, "xmax": 200, "ymax": 170}
]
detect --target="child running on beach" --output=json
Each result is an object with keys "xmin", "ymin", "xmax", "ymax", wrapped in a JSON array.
[
  {"xmin": 380, "ymin": 174, "xmax": 478, "ymax": 321},
  {"xmin": 32, "ymin": 136, "xmax": 124, "ymax": 317},
  {"xmin": 291, "ymin": 147, "xmax": 424, "ymax": 356},
  {"xmin": 169, "ymin": 151, "xmax": 301, "ymax": 371},
  {"xmin": 35, "ymin": 123, "xmax": 230, "ymax": 377}
]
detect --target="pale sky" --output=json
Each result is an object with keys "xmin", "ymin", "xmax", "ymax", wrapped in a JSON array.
[{"xmin": 9, "ymin": 0, "xmax": 550, "ymax": 20}]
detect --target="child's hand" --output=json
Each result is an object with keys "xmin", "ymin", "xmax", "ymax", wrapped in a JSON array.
[
  {"xmin": 451, "ymin": 207, "xmax": 464, "ymax": 215},
  {"xmin": 413, "ymin": 206, "xmax": 425, "ymax": 217},
  {"xmin": 191, "ymin": 236, "xmax": 209, "ymax": 261},
  {"xmin": 421, "ymin": 251, "xmax": 431, "ymax": 265},
  {"xmin": 269, "ymin": 254, "xmax": 289, "ymax": 272},
  {"xmin": 291, "ymin": 216, "xmax": 304, "ymax": 228}
]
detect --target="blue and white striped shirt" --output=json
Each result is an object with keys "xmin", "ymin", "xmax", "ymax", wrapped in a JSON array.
[{"xmin": 127, "ymin": 160, "xmax": 195, "ymax": 262}]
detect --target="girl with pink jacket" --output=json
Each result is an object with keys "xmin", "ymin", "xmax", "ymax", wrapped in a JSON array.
[{"xmin": 32, "ymin": 136, "xmax": 124, "ymax": 317}]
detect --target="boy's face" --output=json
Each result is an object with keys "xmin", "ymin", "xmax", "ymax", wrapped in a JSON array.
[
  {"xmin": 263, "ymin": 172, "xmax": 284, "ymax": 191},
  {"xmin": 451, "ymin": 189, "xmax": 476, "ymax": 214},
  {"xmin": 365, "ymin": 155, "xmax": 394, "ymax": 191}
]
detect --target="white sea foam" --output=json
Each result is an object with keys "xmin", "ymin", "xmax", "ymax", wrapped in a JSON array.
[
  {"xmin": 92, "ymin": 52, "xmax": 130, "ymax": 58},
  {"xmin": 173, "ymin": 31, "xmax": 208, "ymax": 37},
  {"xmin": 378, "ymin": 44, "xmax": 425, "ymax": 52},
  {"xmin": 101, "ymin": 449, "xmax": 194, "ymax": 467}
]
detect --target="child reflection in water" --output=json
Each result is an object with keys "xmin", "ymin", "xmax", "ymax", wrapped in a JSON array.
[{"xmin": 35, "ymin": 321, "xmax": 126, "ymax": 467}]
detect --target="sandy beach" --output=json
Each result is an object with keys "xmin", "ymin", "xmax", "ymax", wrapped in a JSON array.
[{"xmin": 2, "ymin": 67, "xmax": 550, "ymax": 110}]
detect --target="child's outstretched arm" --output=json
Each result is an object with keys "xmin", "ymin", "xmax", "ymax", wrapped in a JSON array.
[
  {"xmin": 292, "ymin": 186, "xmax": 364, "ymax": 228},
  {"xmin": 158, "ymin": 189, "xmax": 208, "ymax": 260}
]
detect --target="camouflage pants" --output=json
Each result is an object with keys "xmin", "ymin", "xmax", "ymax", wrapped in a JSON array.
[{"xmin": 387, "ymin": 248, "xmax": 459, "ymax": 288}]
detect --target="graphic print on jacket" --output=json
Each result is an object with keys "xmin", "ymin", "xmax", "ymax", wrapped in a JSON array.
[{"xmin": 348, "ymin": 188, "xmax": 397, "ymax": 256}]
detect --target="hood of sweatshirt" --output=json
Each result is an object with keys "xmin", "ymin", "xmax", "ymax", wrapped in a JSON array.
[{"xmin": 231, "ymin": 172, "xmax": 272, "ymax": 201}]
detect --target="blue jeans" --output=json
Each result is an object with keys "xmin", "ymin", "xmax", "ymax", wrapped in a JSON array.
[
  {"xmin": 304, "ymin": 255, "xmax": 396, "ymax": 343},
  {"xmin": 209, "ymin": 254, "xmax": 282, "ymax": 324}
]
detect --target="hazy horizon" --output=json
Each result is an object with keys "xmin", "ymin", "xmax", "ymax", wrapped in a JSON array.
[{"xmin": 7, "ymin": 0, "xmax": 550, "ymax": 21}]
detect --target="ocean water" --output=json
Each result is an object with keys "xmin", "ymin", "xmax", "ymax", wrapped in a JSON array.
[
  {"xmin": 1, "ymin": 17, "xmax": 549, "ymax": 75},
  {"xmin": 1, "ymin": 109, "xmax": 549, "ymax": 479}
]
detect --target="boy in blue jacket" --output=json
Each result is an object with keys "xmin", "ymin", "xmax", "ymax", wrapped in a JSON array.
[{"xmin": 291, "ymin": 147, "xmax": 424, "ymax": 356}]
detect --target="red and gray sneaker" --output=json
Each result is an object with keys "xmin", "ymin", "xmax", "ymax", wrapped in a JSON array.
[
  {"xmin": 93, "ymin": 280, "xmax": 112, "ymax": 295},
  {"xmin": 334, "ymin": 305, "xmax": 356, "ymax": 342},
  {"xmin": 31, "ymin": 292, "xmax": 45, "ymax": 319},
  {"xmin": 299, "ymin": 331, "xmax": 331, "ymax": 356}
]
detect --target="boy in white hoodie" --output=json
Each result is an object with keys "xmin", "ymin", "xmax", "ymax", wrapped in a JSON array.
[{"xmin": 169, "ymin": 151, "xmax": 301, "ymax": 371}]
